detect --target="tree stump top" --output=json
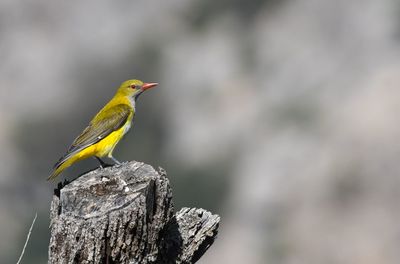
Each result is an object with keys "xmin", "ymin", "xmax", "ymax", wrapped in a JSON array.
[
  {"xmin": 57, "ymin": 162, "xmax": 160, "ymax": 219},
  {"xmin": 49, "ymin": 161, "xmax": 220, "ymax": 264}
]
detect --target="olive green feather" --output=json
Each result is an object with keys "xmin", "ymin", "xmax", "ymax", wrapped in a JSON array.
[{"xmin": 54, "ymin": 104, "xmax": 132, "ymax": 169}]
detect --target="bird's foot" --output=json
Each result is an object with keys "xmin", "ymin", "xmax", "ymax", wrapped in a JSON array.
[
  {"xmin": 110, "ymin": 156, "xmax": 122, "ymax": 165},
  {"xmin": 95, "ymin": 157, "xmax": 113, "ymax": 168}
]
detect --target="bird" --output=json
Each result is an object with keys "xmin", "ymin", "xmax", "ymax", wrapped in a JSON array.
[{"xmin": 48, "ymin": 79, "xmax": 158, "ymax": 180}]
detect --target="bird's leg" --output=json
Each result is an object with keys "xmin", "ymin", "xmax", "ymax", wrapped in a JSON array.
[
  {"xmin": 110, "ymin": 156, "xmax": 121, "ymax": 165},
  {"xmin": 94, "ymin": 156, "xmax": 109, "ymax": 168}
]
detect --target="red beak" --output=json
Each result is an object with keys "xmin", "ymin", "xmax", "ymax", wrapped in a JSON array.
[{"xmin": 142, "ymin": 82, "xmax": 158, "ymax": 91}]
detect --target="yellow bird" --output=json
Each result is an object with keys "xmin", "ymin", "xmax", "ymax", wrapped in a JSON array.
[{"xmin": 48, "ymin": 79, "xmax": 158, "ymax": 180}]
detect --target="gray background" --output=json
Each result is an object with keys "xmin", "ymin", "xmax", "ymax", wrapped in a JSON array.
[{"xmin": 1, "ymin": 0, "xmax": 400, "ymax": 263}]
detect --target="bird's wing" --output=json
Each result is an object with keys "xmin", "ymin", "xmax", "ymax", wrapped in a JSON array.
[{"xmin": 54, "ymin": 104, "xmax": 132, "ymax": 168}]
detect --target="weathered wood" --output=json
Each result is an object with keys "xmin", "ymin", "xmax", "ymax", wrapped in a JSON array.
[
  {"xmin": 158, "ymin": 208, "xmax": 220, "ymax": 264},
  {"xmin": 48, "ymin": 161, "xmax": 220, "ymax": 264}
]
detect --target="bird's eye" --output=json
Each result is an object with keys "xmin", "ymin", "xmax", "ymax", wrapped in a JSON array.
[{"xmin": 130, "ymin": 84, "xmax": 136, "ymax": 89}]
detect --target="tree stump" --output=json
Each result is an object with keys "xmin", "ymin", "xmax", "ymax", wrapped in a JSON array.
[{"xmin": 48, "ymin": 161, "xmax": 220, "ymax": 264}]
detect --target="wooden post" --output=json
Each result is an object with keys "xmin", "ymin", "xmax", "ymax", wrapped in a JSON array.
[{"xmin": 48, "ymin": 161, "xmax": 220, "ymax": 264}]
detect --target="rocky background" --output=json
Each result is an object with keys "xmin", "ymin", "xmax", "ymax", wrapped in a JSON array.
[{"xmin": 1, "ymin": 0, "xmax": 400, "ymax": 263}]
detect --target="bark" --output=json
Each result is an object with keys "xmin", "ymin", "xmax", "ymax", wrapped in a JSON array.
[{"xmin": 48, "ymin": 161, "xmax": 220, "ymax": 264}]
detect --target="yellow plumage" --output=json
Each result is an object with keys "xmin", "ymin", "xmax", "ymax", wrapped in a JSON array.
[
  {"xmin": 50, "ymin": 126, "xmax": 127, "ymax": 178},
  {"xmin": 48, "ymin": 79, "xmax": 157, "ymax": 180}
]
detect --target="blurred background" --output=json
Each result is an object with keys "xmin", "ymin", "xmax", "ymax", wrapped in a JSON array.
[{"xmin": 1, "ymin": 0, "xmax": 400, "ymax": 263}]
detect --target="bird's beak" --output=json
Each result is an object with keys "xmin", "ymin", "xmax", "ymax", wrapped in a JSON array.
[{"xmin": 142, "ymin": 82, "xmax": 158, "ymax": 91}]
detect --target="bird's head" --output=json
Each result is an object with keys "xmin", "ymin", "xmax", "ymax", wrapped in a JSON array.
[{"xmin": 117, "ymin": 79, "xmax": 158, "ymax": 99}]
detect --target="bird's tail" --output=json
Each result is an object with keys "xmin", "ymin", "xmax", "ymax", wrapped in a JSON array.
[{"xmin": 47, "ymin": 154, "xmax": 79, "ymax": 181}]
